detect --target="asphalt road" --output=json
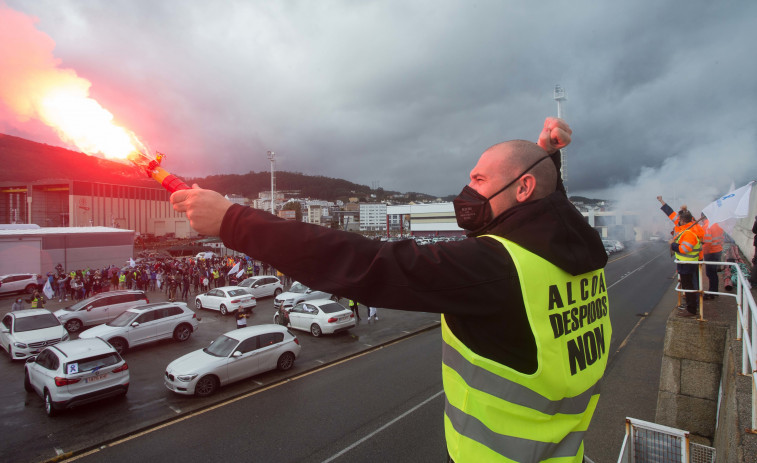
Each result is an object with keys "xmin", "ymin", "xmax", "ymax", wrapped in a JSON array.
[{"xmin": 0, "ymin": 240, "xmax": 676, "ymax": 463}]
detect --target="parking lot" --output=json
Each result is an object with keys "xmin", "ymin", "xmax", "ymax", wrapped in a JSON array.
[{"xmin": 0, "ymin": 285, "xmax": 441, "ymax": 462}]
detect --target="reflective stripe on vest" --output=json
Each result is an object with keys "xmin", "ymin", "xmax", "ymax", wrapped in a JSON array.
[
  {"xmin": 442, "ymin": 236, "xmax": 610, "ymax": 463},
  {"xmin": 675, "ymin": 230, "xmax": 701, "ymax": 261}
]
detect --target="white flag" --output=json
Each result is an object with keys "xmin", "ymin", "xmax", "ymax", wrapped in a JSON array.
[
  {"xmin": 701, "ymin": 181, "xmax": 754, "ymax": 233},
  {"xmin": 129, "ymin": 258, "xmax": 136, "ymax": 268},
  {"xmin": 236, "ymin": 269, "xmax": 245, "ymax": 278},
  {"xmin": 228, "ymin": 262, "xmax": 240, "ymax": 276},
  {"xmin": 43, "ymin": 279, "xmax": 54, "ymax": 299}
]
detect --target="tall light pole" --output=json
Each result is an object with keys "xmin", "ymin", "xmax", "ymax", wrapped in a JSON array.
[
  {"xmin": 267, "ymin": 150, "xmax": 276, "ymax": 214},
  {"xmin": 553, "ymin": 85, "xmax": 567, "ymax": 191}
]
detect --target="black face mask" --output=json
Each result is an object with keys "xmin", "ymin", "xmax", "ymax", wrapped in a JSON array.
[{"xmin": 453, "ymin": 155, "xmax": 550, "ymax": 233}]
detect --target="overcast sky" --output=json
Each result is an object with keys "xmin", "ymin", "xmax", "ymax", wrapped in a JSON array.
[{"xmin": 1, "ymin": 1, "xmax": 755, "ymax": 220}]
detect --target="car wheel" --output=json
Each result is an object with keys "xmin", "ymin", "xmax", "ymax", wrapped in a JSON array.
[
  {"xmin": 44, "ymin": 390, "xmax": 58, "ymax": 417},
  {"xmin": 64, "ymin": 319, "xmax": 83, "ymax": 333},
  {"xmin": 173, "ymin": 324, "xmax": 192, "ymax": 342},
  {"xmin": 277, "ymin": 352, "xmax": 295, "ymax": 371},
  {"xmin": 25, "ymin": 284, "xmax": 37, "ymax": 294},
  {"xmin": 195, "ymin": 299, "xmax": 203, "ymax": 310},
  {"xmin": 273, "ymin": 288, "xmax": 282, "ymax": 297},
  {"xmin": 310, "ymin": 324, "xmax": 322, "ymax": 337},
  {"xmin": 109, "ymin": 338, "xmax": 128, "ymax": 355},
  {"xmin": 194, "ymin": 375, "xmax": 218, "ymax": 397},
  {"xmin": 220, "ymin": 304, "xmax": 228, "ymax": 316},
  {"xmin": 24, "ymin": 369, "xmax": 33, "ymax": 392}
]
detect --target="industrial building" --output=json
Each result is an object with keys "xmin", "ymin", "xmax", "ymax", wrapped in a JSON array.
[
  {"xmin": 0, "ymin": 226, "xmax": 134, "ymax": 276},
  {"xmin": 0, "ymin": 179, "xmax": 191, "ymax": 237}
]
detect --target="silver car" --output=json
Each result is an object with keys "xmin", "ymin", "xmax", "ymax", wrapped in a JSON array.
[
  {"xmin": 54, "ymin": 290, "xmax": 149, "ymax": 333},
  {"xmin": 273, "ymin": 281, "xmax": 336, "ymax": 310},
  {"xmin": 0, "ymin": 273, "xmax": 39, "ymax": 295},
  {"xmin": 238, "ymin": 276, "xmax": 284, "ymax": 299}
]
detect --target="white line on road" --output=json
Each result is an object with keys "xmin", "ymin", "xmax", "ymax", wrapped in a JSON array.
[
  {"xmin": 169, "ymin": 405, "xmax": 182, "ymax": 414},
  {"xmin": 55, "ymin": 447, "xmax": 64, "ymax": 455},
  {"xmin": 607, "ymin": 252, "xmax": 665, "ymax": 290},
  {"xmin": 320, "ymin": 390, "xmax": 444, "ymax": 463}
]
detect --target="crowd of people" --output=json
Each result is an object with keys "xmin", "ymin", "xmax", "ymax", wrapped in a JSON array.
[{"xmin": 13, "ymin": 255, "xmax": 291, "ymax": 309}]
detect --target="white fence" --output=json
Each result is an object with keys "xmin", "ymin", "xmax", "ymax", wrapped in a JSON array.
[
  {"xmin": 674, "ymin": 259, "xmax": 757, "ymax": 433},
  {"xmin": 617, "ymin": 418, "xmax": 715, "ymax": 463}
]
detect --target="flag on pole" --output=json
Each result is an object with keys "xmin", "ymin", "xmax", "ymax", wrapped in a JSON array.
[
  {"xmin": 43, "ymin": 279, "xmax": 54, "ymax": 299},
  {"xmin": 701, "ymin": 181, "xmax": 754, "ymax": 233},
  {"xmin": 236, "ymin": 269, "xmax": 245, "ymax": 279},
  {"xmin": 129, "ymin": 258, "xmax": 136, "ymax": 268},
  {"xmin": 228, "ymin": 262, "xmax": 240, "ymax": 276}
]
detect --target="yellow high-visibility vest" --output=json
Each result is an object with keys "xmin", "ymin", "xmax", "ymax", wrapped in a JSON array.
[{"xmin": 443, "ymin": 236, "xmax": 611, "ymax": 462}]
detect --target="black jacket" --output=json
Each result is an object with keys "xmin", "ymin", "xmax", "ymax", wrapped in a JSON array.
[{"xmin": 220, "ymin": 153, "xmax": 606, "ymax": 373}]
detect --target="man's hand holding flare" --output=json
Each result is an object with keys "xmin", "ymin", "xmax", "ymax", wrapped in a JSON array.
[
  {"xmin": 171, "ymin": 185, "xmax": 232, "ymax": 236},
  {"xmin": 537, "ymin": 117, "xmax": 572, "ymax": 154}
]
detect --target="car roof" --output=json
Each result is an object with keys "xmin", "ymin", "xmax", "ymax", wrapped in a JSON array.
[
  {"xmin": 0, "ymin": 273, "xmax": 36, "ymax": 278},
  {"xmin": 51, "ymin": 338, "xmax": 115, "ymax": 359},
  {"xmin": 215, "ymin": 286, "xmax": 247, "ymax": 291},
  {"xmin": 225, "ymin": 324, "xmax": 288, "ymax": 340},
  {"xmin": 299, "ymin": 299, "xmax": 343, "ymax": 307},
  {"xmin": 9, "ymin": 308, "xmax": 55, "ymax": 318},
  {"xmin": 125, "ymin": 302, "xmax": 188, "ymax": 313}
]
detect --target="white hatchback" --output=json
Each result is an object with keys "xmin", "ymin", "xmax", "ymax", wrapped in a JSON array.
[
  {"xmin": 238, "ymin": 276, "xmax": 284, "ymax": 299},
  {"xmin": 164, "ymin": 324, "xmax": 300, "ymax": 397},
  {"xmin": 79, "ymin": 302, "xmax": 200, "ymax": 355},
  {"xmin": 0, "ymin": 273, "xmax": 40, "ymax": 295},
  {"xmin": 195, "ymin": 286, "xmax": 256, "ymax": 315},
  {"xmin": 0, "ymin": 309, "xmax": 69, "ymax": 360},
  {"xmin": 275, "ymin": 299, "xmax": 355, "ymax": 337},
  {"xmin": 24, "ymin": 338, "xmax": 129, "ymax": 416}
]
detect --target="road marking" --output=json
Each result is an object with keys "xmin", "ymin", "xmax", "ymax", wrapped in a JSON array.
[
  {"xmin": 55, "ymin": 448, "xmax": 64, "ymax": 456},
  {"xmin": 320, "ymin": 390, "xmax": 444, "ymax": 463},
  {"xmin": 128, "ymin": 398, "xmax": 166, "ymax": 411},
  {"xmin": 607, "ymin": 252, "xmax": 665, "ymax": 290},
  {"xmin": 168, "ymin": 405, "xmax": 182, "ymax": 414},
  {"xmin": 253, "ymin": 380, "xmax": 263, "ymax": 386},
  {"xmin": 55, "ymin": 330, "xmax": 433, "ymax": 462},
  {"xmin": 315, "ymin": 359, "xmax": 325, "ymax": 364}
]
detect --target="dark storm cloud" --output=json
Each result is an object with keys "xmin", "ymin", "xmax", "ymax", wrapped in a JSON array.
[{"xmin": 3, "ymin": 0, "xmax": 755, "ymax": 206}]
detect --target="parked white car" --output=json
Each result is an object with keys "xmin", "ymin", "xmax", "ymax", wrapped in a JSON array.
[
  {"xmin": 0, "ymin": 273, "xmax": 40, "ymax": 295},
  {"xmin": 195, "ymin": 286, "xmax": 256, "ymax": 315},
  {"xmin": 238, "ymin": 276, "xmax": 284, "ymax": 299},
  {"xmin": 24, "ymin": 337, "xmax": 129, "ymax": 416},
  {"xmin": 79, "ymin": 302, "xmax": 200, "ymax": 354},
  {"xmin": 1, "ymin": 309, "xmax": 69, "ymax": 360},
  {"xmin": 274, "ymin": 299, "xmax": 355, "ymax": 337},
  {"xmin": 54, "ymin": 290, "xmax": 150, "ymax": 333},
  {"xmin": 273, "ymin": 281, "xmax": 335, "ymax": 310},
  {"xmin": 164, "ymin": 324, "xmax": 300, "ymax": 397}
]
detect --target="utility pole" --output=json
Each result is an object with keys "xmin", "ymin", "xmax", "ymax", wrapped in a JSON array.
[
  {"xmin": 553, "ymin": 85, "xmax": 567, "ymax": 192},
  {"xmin": 267, "ymin": 150, "xmax": 276, "ymax": 214}
]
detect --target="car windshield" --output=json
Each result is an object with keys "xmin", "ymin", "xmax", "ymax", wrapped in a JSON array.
[
  {"xmin": 204, "ymin": 335, "xmax": 239, "ymax": 357},
  {"xmin": 14, "ymin": 313, "xmax": 61, "ymax": 332},
  {"xmin": 319, "ymin": 302, "xmax": 347, "ymax": 314},
  {"xmin": 107, "ymin": 311, "xmax": 140, "ymax": 327},
  {"xmin": 63, "ymin": 298, "xmax": 92, "ymax": 312},
  {"xmin": 289, "ymin": 282, "xmax": 307, "ymax": 293},
  {"xmin": 227, "ymin": 289, "xmax": 247, "ymax": 297},
  {"xmin": 239, "ymin": 279, "xmax": 253, "ymax": 287}
]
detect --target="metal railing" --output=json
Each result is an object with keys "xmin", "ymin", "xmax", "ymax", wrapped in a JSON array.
[
  {"xmin": 617, "ymin": 418, "xmax": 715, "ymax": 463},
  {"xmin": 674, "ymin": 259, "xmax": 757, "ymax": 433}
]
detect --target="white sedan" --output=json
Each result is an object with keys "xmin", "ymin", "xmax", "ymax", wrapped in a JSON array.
[
  {"xmin": 195, "ymin": 286, "xmax": 256, "ymax": 315},
  {"xmin": 274, "ymin": 299, "xmax": 355, "ymax": 337},
  {"xmin": 0, "ymin": 309, "xmax": 69, "ymax": 360},
  {"xmin": 164, "ymin": 324, "xmax": 301, "ymax": 397}
]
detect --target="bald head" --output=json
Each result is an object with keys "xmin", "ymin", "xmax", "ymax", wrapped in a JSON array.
[{"xmin": 484, "ymin": 139, "xmax": 558, "ymax": 200}]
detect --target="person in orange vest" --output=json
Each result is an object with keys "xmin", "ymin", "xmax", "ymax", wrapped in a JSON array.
[
  {"xmin": 671, "ymin": 210, "xmax": 702, "ymax": 317},
  {"xmin": 701, "ymin": 213, "xmax": 724, "ymax": 299}
]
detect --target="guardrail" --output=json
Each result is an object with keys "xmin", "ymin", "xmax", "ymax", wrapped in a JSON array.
[{"xmin": 674, "ymin": 259, "xmax": 757, "ymax": 433}]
